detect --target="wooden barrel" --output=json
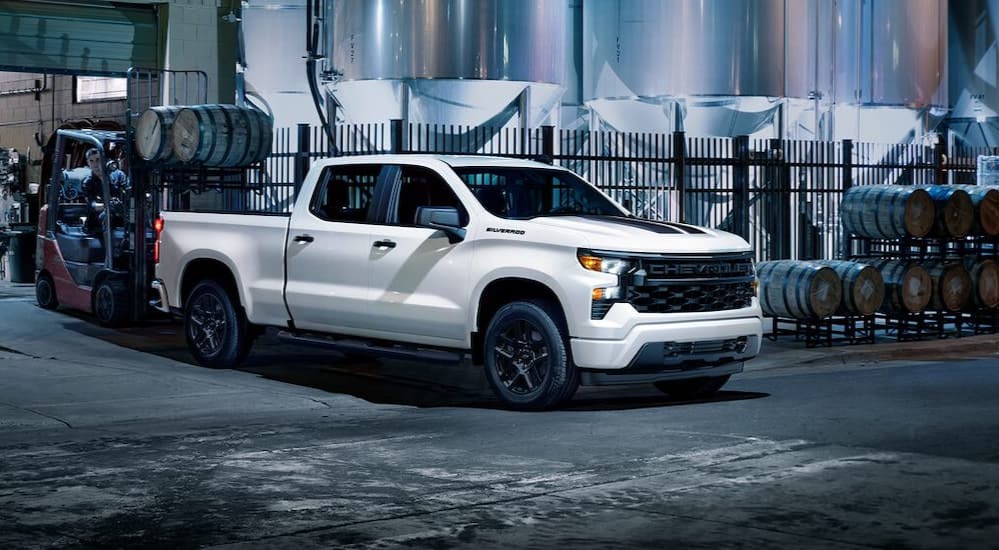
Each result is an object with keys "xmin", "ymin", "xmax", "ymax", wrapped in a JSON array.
[
  {"xmin": 171, "ymin": 104, "xmax": 273, "ymax": 167},
  {"xmin": 872, "ymin": 260, "xmax": 932, "ymax": 314},
  {"xmin": 841, "ymin": 185, "xmax": 935, "ymax": 239},
  {"xmin": 953, "ymin": 185, "xmax": 999, "ymax": 237},
  {"xmin": 962, "ymin": 258, "xmax": 999, "ymax": 310},
  {"xmin": 924, "ymin": 261, "xmax": 972, "ymax": 312},
  {"xmin": 757, "ymin": 261, "xmax": 842, "ymax": 319},
  {"xmin": 813, "ymin": 260, "xmax": 885, "ymax": 316},
  {"xmin": 919, "ymin": 185, "xmax": 974, "ymax": 238},
  {"xmin": 134, "ymin": 106, "xmax": 184, "ymax": 163}
]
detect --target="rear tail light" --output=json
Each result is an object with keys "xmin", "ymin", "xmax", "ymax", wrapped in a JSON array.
[{"xmin": 153, "ymin": 216, "xmax": 164, "ymax": 263}]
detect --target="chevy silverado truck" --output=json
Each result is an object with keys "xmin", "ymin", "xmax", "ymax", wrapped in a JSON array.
[{"xmin": 152, "ymin": 155, "xmax": 762, "ymax": 410}]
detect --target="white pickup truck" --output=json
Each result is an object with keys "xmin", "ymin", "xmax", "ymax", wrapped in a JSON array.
[{"xmin": 152, "ymin": 155, "xmax": 762, "ymax": 410}]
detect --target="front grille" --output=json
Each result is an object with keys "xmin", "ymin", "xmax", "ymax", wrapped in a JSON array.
[
  {"xmin": 628, "ymin": 252, "xmax": 754, "ymax": 314},
  {"xmin": 627, "ymin": 281, "xmax": 755, "ymax": 313},
  {"xmin": 589, "ymin": 251, "xmax": 756, "ymax": 319}
]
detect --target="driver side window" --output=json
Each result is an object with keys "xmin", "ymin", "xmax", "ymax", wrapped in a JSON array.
[
  {"xmin": 310, "ymin": 164, "xmax": 379, "ymax": 223},
  {"xmin": 393, "ymin": 166, "xmax": 467, "ymax": 226}
]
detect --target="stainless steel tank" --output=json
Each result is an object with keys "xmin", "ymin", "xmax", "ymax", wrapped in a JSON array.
[
  {"xmin": 948, "ymin": 0, "xmax": 998, "ymax": 147},
  {"xmin": 585, "ymin": 0, "xmax": 792, "ymax": 101},
  {"xmin": 820, "ymin": 0, "xmax": 948, "ymax": 143},
  {"xmin": 830, "ymin": 0, "xmax": 947, "ymax": 108},
  {"xmin": 323, "ymin": 0, "xmax": 566, "ymax": 128},
  {"xmin": 583, "ymin": 0, "xmax": 794, "ymax": 136},
  {"xmin": 582, "ymin": 0, "xmax": 947, "ymax": 140}
]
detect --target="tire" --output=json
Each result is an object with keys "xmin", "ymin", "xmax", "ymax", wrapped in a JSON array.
[
  {"xmin": 483, "ymin": 300, "xmax": 578, "ymax": 411},
  {"xmin": 36, "ymin": 272, "xmax": 58, "ymax": 310},
  {"xmin": 93, "ymin": 278, "xmax": 129, "ymax": 327},
  {"xmin": 654, "ymin": 375, "xmax": 731, "ymax": 399},
  {"xmin": 184, "ymin": 280, "xmax": 253, "ymax": 369}
]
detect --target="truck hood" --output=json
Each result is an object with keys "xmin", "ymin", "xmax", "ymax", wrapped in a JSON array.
[{"xmin": 526, "ymin": 215, "xmax": 751, "ymax": 253}]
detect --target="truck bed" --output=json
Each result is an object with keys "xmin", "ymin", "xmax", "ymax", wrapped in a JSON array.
[{"xmin": 157, "ymin": 211, "xmax": 291, "ymax": 325}]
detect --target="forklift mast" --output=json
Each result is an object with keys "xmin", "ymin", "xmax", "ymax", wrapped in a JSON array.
[{"xmin": 123, "ymin": 68, "xmax": 208, "ymax": 321}]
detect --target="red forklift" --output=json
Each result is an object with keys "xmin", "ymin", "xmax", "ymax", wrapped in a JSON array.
[
  {"xmin": 34, "ymin": 128, "xmax": 151, "ymax": 325},
  {"xmin": 34, "ymin": 69, "xmax": 208, "ymax": 326}
]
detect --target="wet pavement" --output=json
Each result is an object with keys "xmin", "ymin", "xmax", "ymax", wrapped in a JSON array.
[{"xmin": 1, "ymin": 280, "xmax": 999, "ymax": 548}]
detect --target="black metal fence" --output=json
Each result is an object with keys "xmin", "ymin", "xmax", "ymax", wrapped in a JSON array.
[{"xmin": 211, "ymin": 120, "xmax": 999, "ymax": 263}]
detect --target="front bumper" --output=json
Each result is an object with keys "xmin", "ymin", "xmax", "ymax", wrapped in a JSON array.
[
  {"xmin": 570, "ymin": 315, "xmax": 762, "ymax": 372},
  {"xmin": 579, "ymin": 359, "xmax": 745, "ymax": 386}
]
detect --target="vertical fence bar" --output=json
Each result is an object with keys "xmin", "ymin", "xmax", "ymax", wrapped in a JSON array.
[
  {"xmin": 294, "ymin": 123, "xmax": 310, "ymax": 199},
  {"xmin": 672, "ymin": 131, "xmax": 686, "ymax": 223},
  {"xmin": 390, "ymin": 119, "xmax": 404, "ymax": 153},
  {"xmin": 934, "ymin": 138, "xmax": 947, "ymax": 184},
  {"xmin": 541, "ymin": 125, "xmax": 554, "ymax": 164},
  {"xmin": 733, "ymin": 135, "xmax": 750, "ymax": 240},
  {"xmin": 841, "ymin": 139, "xmax": 854, "ymax": 259}
]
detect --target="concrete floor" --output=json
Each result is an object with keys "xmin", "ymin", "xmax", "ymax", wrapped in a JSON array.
[{"xmin": 1, "ymin": 282, "xmax": 998, "ymax": 549}]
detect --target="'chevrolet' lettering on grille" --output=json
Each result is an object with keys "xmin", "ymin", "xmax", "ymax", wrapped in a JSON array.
[
  {"xmin": 486, "ymin": 227, "xmax": 526, "ymax": 235},
  {"xmin": 648, "ymin": 262, "xmax": 753, "ymax": 277}
]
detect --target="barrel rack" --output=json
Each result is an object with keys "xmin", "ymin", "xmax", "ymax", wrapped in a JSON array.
[
  {"xmin": 766, "ymin": 183, "xmax": 999, "ymax": 347},
  {"xmin": 767, "ymin": 315, "xmax": 876, "ymax": 348},
  {"xmin": 848, "ymin": 234, "xmax": 999, "ymax": 342}
]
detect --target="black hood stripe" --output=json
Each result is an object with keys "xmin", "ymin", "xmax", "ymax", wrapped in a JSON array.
[{"xmin": 580, "ymin": 216, "xmax": 706, "ymax": 235}]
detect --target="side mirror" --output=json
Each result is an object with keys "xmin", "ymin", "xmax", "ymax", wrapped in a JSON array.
[{"xmin": 416, "ymin": 206, "xmax": 466, "ymax": 244}]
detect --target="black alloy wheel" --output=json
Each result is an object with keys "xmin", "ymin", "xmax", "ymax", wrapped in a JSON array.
[
  {"xmin": 184, "ymin": 280, "xmax": 253, "ymax": 368},
  {"xmin": 483, "ymin": 300, "xmax": 578, "ymax": 411}
]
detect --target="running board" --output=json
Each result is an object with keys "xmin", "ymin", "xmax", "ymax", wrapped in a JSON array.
[{"xmin": 276, "ymin": 330, "xmax": 466, "ymax": 364}]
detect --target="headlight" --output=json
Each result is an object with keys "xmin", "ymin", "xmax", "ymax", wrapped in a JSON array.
[{"xmin": 578, "ymin": 251, "xmax": 633, "ymax": 275}]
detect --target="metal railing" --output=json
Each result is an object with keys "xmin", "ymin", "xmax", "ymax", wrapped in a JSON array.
[{"xmin": 181, "ymin": 119, "xmax": 997, "ymax": 263}]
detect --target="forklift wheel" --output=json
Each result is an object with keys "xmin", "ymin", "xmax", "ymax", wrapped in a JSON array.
[
  {"xmin": 36, "ymin": 273, "xmax": 58, "ymax": 310},
  {"xmin": 94, "ymin": 278, "xmax": 130, "ymax": 327}
]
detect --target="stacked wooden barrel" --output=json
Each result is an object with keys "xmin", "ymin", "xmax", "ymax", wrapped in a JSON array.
[
  {"xmin": 923, "ymin": 261, "xmax": 973, "ymax": 312},
  {"xmin": 134, "ymin": 106, "xmax": 183, "ymax": 163},
  {"xmin": 757, "ymin": 261, "xmax": 842, "ymax": 320},
  {"xmin": 813, "ymin": 260, "xmax": 885, "ymax": 316},
  {"xmin": 964, "ymin": 258, "xmax": 999, "ymax": 310},
  {"xmin": 841, "ymin": 185, "xmax": 935, "ymax": 239},
  {"xmin": 870, "ymin": 260, "xmax": 932, "ymax": 315},
  {"xmin": 134, "ymin": 104, "xmax": 273, "ymax": 168},
  {"xmin": 920, "ymin": 186, "xmax": 975, "ymax": 239},
  {"xmin": 953, "ymin": 185, "xmax": 999, "ymax": 238}
]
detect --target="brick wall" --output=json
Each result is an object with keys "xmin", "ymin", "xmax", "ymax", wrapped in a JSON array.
[
  {"xmin": 0, "ymin": 0, "xmax": 227, "ymax": 186},
  {"xmin": 0, "ymin": 73, "xmax": 127, "ymax": 185}
]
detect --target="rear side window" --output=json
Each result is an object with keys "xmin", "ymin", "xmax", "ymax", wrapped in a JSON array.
[{"xmin": 310, "ymin": 164, "xmax": 380, "ymax": 222}]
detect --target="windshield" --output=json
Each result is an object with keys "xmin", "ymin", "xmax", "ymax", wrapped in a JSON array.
[{"xmin": 454, "ymin": 167, "xmax": 627, "ymax": 220}]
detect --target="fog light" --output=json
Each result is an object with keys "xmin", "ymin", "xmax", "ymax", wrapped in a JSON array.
[{"xmin": 593, "ymin": 286, "xmax": 623, "ymax": 301}]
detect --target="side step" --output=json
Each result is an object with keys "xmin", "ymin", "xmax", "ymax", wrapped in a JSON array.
[{"xmin": 276, "ymin": 330, "xmax": 466, "ymax": 364}]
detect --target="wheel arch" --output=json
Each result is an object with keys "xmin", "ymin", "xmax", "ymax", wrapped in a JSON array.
[
  {"xmin": 179, "ymin": 258, "xmax": 242, "ymax": 311},
  {"xmin": 471, "ymin": 277, "xmax": 568, "ymax": 365}
]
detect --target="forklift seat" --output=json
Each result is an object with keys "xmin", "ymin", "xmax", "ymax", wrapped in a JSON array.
[{"xmin": 55, "ymin": 232, "xmax": 104, "ymax": 264}]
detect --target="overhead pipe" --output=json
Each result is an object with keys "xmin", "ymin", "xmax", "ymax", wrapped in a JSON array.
[{"xmin": 306, "ymin": 0, "xmax": 335, "ymax": 153}]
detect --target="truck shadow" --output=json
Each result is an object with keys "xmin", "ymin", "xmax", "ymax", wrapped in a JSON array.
[{"xmin": 67, "ymin": 319, "xmax": 770, "ymax": 411}]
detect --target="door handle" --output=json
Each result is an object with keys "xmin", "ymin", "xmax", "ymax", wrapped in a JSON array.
[
  {"xmin": 373, "ymin": 239, "xmax": 396, "ymax": 248},
  {"xmin": 293, "ymin": 234, "xmax": 314, "ymax": 243}
]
